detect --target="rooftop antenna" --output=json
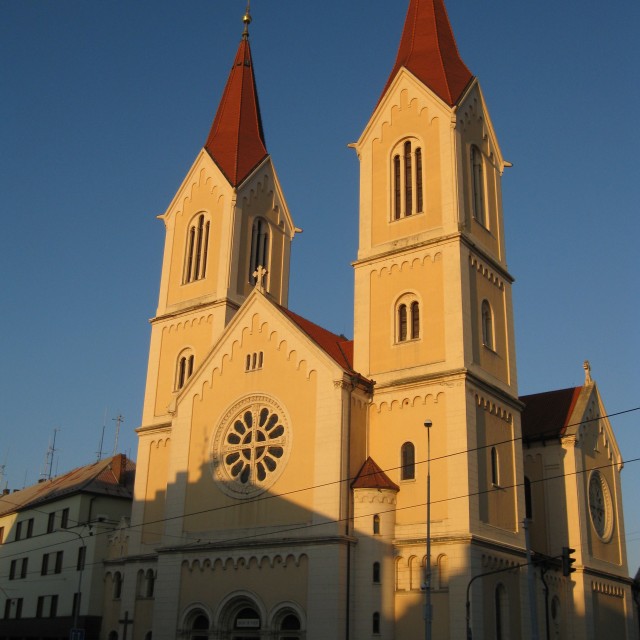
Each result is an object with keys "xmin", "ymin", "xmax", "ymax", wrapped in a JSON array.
[
  {"xmin": 112, "ymin": 414, "xmax": 124, "ymax": 455},
  {"xmin": 40, "ymin": 428, "xmax": 60, "ymax": 481},
  {"xmin": 0, "ymin": 447, "xmax": 8, "ymax": 491},
  {"xmin": 96, "ymin": 407, "xmax": 108, "ymax": 462}
]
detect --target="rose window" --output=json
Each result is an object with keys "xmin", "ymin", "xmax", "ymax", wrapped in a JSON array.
[{"xmin": 212, "ymin": 395, "xmax": 290, "ymax": 498}]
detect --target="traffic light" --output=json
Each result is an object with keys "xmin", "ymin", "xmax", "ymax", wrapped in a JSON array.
[{"xmin": 561, "ymin": 546, "xmax": 576, "ymax": 576}]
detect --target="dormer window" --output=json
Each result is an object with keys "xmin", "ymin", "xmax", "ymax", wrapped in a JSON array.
[
  {"xmin": 393, "ymin": 139, "xmax": 424, "ymax": 220},
  {"xmin": 183, "ymin": 214, "xmax": 210, "ymax": 284}
]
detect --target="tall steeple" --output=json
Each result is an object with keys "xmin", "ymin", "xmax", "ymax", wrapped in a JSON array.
[
  {"xmin": 381, "ymin": 0, "xmax": 473, "ymax": 106},
  {"xmin": 204, "ymin": 6, "xmax": 268, "ymax": 186}
]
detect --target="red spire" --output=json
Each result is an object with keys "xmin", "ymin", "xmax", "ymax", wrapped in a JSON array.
[
  {"xmin": 381, "ymin": 0, "xmax": 473, "ymax": 106},
  {"xmin": 204, "ymin": 28, "xmax": 268, "ymax": 187}
]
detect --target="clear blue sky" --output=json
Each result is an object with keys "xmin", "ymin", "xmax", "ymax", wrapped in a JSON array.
[{"xmin": 1, "ymin": 1, "xmax": 638, "ymax": 570}]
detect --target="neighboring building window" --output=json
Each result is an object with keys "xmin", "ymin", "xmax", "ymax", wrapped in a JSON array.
[
  {"xmin": 183, "ymin": 213, "xmax": 210, "ymax": 284},
  {"xmin": 10, "ymin": 558, "xmax": 27, "ymax": 580},
  {"xmin": 47, "ymin": 512, "xmax": 55, "ymax": 533},
  {"xmin": 176, "ymin": 349, "xmax": 195, "ymax": 390},
  {"xmin": 495, "ymin": 583, "xmax": 509, "ymax": 640},
  {"xmin": 471, "ymin": 144, "xmax": 486, "ymax": 227},
  {"xmin": 373, "ymin": 611, "xmax": 381, "ymax": 634},
  {"xmin": 26, "ymin": 517, "xmax": 34, "ymax": 537},
  {"xmin": 401, "ymin": 442, "xmax": 416, "ymax": 480},
  {"xmin": 144, "ymin": 633, "xmax": 153, "ymax": 640},
  {"xmin": 15, "ymin": 520, "xmax": 23, "ymax": 541},
  {"xmin": 37, "ymin": 595, "xmax": 58, "ymax": 618},
  {"xmin": 0, "ymin": 526, "xmax": 4, "ymax": 544},
  {"xmin": 60, "ymin": 509, "xmax": 69, "ymax": 529},
  {"xmin": 5, "ymin": 597, "xmax": 23, "ymax": 620},
  {"xmin": 373, "ymin": 562, "xmax": 381, "ymax": 584},
  {"xmin": 491, "ymin": 447, "xmax": 499, "ymax": 486},
  {"xmin": 249, "ymin": 217, "xmax": 269, "ymax": 285},
  {"xmin": 108, "ymin": 633, "xmax": 119, "ymax": 640},
  {"xmin": 55, "ymin": 550, "xmax": 63, "ymax": 574},
  {"xmin": 373, "ymin": 514, "xmax": 381, "ymax": 535},
  {"xmin": 393, "ymin": 139, "xmax": 424, "ymax": 219},
  {"xmin": 41, "ymin": 553, "xmax": 49, "ymax": 576},
  {"xmin": 396, "ymin": 295, "xmax": 421, "ymax": 343},
  {"xmin": 481, "ymin": 300, "xmax": 494, "ymax": 350},
  {"xmin": 524, "ymin": 476, "xmax": 532, "ymax": 520}
]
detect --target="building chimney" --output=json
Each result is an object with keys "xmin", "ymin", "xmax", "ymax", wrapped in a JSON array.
[{"xmin": 110, "ymin": 454, "xmax": 126, "ymax": 484}]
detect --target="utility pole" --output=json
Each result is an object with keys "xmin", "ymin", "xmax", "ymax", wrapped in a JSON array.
[{"xmin": 424, "ymin": 419, "xmax": 433, "ymax": 640}]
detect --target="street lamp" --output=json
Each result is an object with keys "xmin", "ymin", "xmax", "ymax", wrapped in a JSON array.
[{"xmin": 424, "ymin": 419, "xmax": 433, "ymax": 640}]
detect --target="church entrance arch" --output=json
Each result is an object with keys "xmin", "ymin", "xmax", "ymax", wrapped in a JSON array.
[{"xmin": 218, "ymin": 596, "xmax": 263, "ymax": 640}]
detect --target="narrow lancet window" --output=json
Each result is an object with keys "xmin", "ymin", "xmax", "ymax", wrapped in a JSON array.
[
  {"xmin": 404, "ymin": 141, "xmax": 413, "ymax": 216},
  {"xmin": 184, "ymin": 214, "xmax": 210, "ymax": 283}
]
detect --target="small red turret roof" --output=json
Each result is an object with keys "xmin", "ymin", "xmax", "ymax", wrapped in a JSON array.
[
  {"xmin": 204, "ymin": 28, "xmax": 268, "ymax": 187},
  {"xmin": 381, "ymin": 0, "xmax": 473, "ymax": 106},
  {"xmin": 352, "ymin": 457, "xmax": 400, "ymax": 492}
]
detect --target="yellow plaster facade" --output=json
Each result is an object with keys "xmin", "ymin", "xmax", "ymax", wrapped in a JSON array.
[{"xmin": 99, "ymin": 5, "xmax": 636, "ymax": 640}]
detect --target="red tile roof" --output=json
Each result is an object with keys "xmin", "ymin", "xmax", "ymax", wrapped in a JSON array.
[
  {"xmin": 204, "ymin": 34, "xmax": 268, "ymax": 186},
  {"xmin": 352, "ymin": 457, "xmax": 400, "ymax": 491},
  {"xmin": 520, "ymin": 387, "xmax": 583, "ymax": 442},
  {"xmin": 381, "ymin": 0, "xmax": 473, "ymax": 106},
  {"xmin": 0, "ymin": 454, "xmax": 135, "ymax": 517},
  {"xmin": 280, "ymin": 307, "xmax": 355, "ymax": 372}
]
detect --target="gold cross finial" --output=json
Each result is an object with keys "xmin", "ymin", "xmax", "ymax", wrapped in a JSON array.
[{"xmin": 242, "ymin": 1, "xmax": 252, "ymax": 38}]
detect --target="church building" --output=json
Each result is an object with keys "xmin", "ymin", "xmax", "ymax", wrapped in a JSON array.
[{"xmin": 101, "ymin": 1, "xmax": 636, "ymax": 638}]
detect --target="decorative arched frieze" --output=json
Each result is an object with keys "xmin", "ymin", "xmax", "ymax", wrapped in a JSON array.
[
  {"xmin": 182, "ymin": 552, "xmax": 307, "ymax": 573},
  {"xmin": 353, "ymin": 492, "xmax": 398, "ymax": 506},
  {"xmin": 469, "ymin": 255, "xmax": 505, "ymax": 290},
  {"xmin": 481, "ymin": 553, "xmax": 520, "ymax": 572},
  {"xmin": 370, "ymin": 252, "xmax": 442, "ymax": 279},
  {"xmin": 474, "ymin": 393, "xmax": 513, "ymax": 424},
  {"xmin": 591, "ymin": 581, "xmax": 624, "ymax": 597},
  {"xmin": 373, "ymin": 390, "xmax": 444, "ymax": 413}
]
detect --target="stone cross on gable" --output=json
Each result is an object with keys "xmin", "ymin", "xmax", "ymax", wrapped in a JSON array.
[
  {"xmin": 119, "ymin": 610, "xmax": 133, "ymax": 640},
  {"xmin": 253, "ymin": 265, "xmax": 268, "ymax": 293}
]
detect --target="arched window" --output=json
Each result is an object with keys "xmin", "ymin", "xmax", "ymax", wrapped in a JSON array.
[
  {"xmin": 144, "ymin": 633, "xmax": 152, "ymax": 640},
  {"xmin": 396, "ymin": 295, "xmax": 420, "ymax": 343},
  {"xmin": 183, "ymin": 213, "xmax": 210, "ymax": 284},
  {"xmin": 145, "ymin": 569, "xmax": 155, "ymax": 598},
  {"xmin": 176, "ymin": 349, "xmax": 195, "ymax": 390},
  {"xmin": 524, "ymin": 476, "xmax": 532, "ymax": 520},
  {"xmin": 373, "ymin": 612, "xmax": 381, "ymax": 634},
  {"xmin": 495, "ymin": 583, "xmax": 509, "ymax": 640},
  {"xmin": 113, "ymin": 572, "xmax": 122, "ymax": 599},
  {"xmin": 392, "ymin": 139, "xmax": 424, "ymax": 219},
  {"xmin": 373, "ymin": 514, "xmax": 380, "ymax": 535},
  {"xmin": 273, "ymin": 609, "xmax": 302, "ymax": 639},
  {"xmin": 411, "ymin": 301, "xmax": 420, "ymax": 339},
  {"xmin": 409, "ymin": 556, "xmax": 421, "ymax": 591},
  {"xmin": 471, "ymin": 145, "xmax": 486, "ymax": 227},
  {"xmin": 437, "ymin": 554, "xmax": 449, "ymax": 589},
  {"xmin": 398, "ymin": 304, "xmax": 408, "ymax": 342},
  {"xmin": 108, "ymin": 632, "xmax": 118, "ymax": 640},
  {"xmin": 393, "ymin": 155, "xmax": 401, "ymax": 220},
  {"xmin": 491, "ymin": 447, "xmax": 499, "ymax": 486},
  {"xmin": 481, "ymin": 300, "xmax": 494, "ymax": 350},
  {"xmin": 249, "ymin": 217, "xmax": 269, "ymax": 285},
  {"xmin": 373, "ymin": 562, "xmax": 381, "ymax": 584},
  {"xmin": 401, "ymin": 442, "xmax": 415, "ymax": 480},
  {"xmin": 191, "ymin": 614, "xmax": 209, "ymax": 640}
]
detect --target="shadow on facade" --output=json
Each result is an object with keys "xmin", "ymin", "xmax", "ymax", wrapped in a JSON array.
[{"xmin": 96, "ymin": 459, "xmax": 593, "ymax": 640}]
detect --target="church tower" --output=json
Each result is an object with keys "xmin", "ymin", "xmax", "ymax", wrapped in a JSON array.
[
  {"xmin": 141, "ymin": 9, "xmax": 294, "ymax": 430},
  {"xmin": 353, "ymin": 1, "xmax": 526, "ymax": 635}
]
